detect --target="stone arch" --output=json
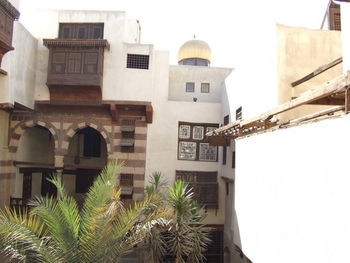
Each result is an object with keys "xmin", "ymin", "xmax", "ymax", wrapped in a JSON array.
[
  {"xmin": 61, "ymin": 121, "xmax": 112, "ymax": 158},
  {"xmin": 9, "ymin": 119, "xmax": 59, "ymax": 156}
]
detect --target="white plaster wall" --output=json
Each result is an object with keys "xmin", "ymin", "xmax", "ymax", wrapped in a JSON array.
[
  {"xmin": 104, "ymin": 43, "xmax": 155, "ymax": 101},
  {"xmin": 169, "ymin": 66, "xmax": 232, "ymax": 103},
  {"xmin": 0, "ymin": 22, "xmax": 37, "ymax": 107},
  {"xmin": 235, "ymin": 114, "xmax": 350, "ymax": 263},
  {"xmin": 145, "ymin": 51, "xmax": 231, "ymax": 223},
  {"xmin": 341, "ymin": 3, "xmax": 350, "ymax": 72}
]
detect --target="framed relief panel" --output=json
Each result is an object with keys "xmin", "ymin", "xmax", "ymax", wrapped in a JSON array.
[
  {"xmin": 178, "ymin": 141, "xmax": 197, "ymax": 160},
  {"xmin": 179, "ymin": 125, "xmax": 191, "ymax": 139},
  {"xmin": 192, "ymin": 126, "xmax": 204, "ymax": 140},
  {"xmin": 199, "ymin": 143, "xmax": 217, "ymax": 161}
]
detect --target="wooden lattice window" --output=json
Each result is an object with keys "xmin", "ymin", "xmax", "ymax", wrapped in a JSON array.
[
  {"xmin": 176, "ymin": 170, "xmax": 218, "ymax": 207},
  {"xmin": 329, "ymin": 3, "xmax": 341, "ymax": 31},
  {"xmin": 178, "ymin": 122, "xmax": 219, "ymax": 162},
  {"xmin": 58, "ymin": 23, "xmax": 104, "ymax": 39},
  {"xmin": 126, "ymin": 54, "xmax": 149, "ymax": 69}
]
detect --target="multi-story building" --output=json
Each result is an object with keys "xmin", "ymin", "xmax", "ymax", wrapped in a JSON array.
[{"xmin": 0, "ymin": 1, "xmax": 238, "ymax": 261}]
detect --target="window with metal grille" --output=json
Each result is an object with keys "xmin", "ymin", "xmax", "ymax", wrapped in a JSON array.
[
  {"xmin": 176, "ymin": 170, "xmax": 218, "ymax": 207},
  {"xmin": 126, "ymin": 54, "xmax": 149, "ymax": 69}
]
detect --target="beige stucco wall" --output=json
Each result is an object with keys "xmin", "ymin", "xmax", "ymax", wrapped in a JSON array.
[
  {"xmin": 0, "ymin": 22, "xmax": 37, "ymax": 107},
  {"xmin": 15, "ymin": 127, "xmax": 54, "ymax": 164},
  {"xmin": 277, "ymin": 24, "xmax": 342, "ymax": 122},
  {"xmin": 341, "ymin": 3, "xmax": 350, "ymax": 72}
]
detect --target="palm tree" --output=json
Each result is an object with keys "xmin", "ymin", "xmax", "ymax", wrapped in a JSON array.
[
  {"xmin": 0, "ymin": 161, "xmax": 167, "ymax": 263},
  {"xmin": 144, "ymin": 174, "xmax": 211, "ymax": 263},
  {"xmin": 167, "ymin": 180, "xmax": 211, "ymax": 263}
]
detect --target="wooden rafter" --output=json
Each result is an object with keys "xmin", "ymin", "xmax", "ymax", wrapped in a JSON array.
[
  {"xmin": 207, "ymin": 71, "xmax": 350, "ymax": 141},
  {"xmin": 291, "ymin": 57, "xmax": 342, "ymax": 87}
]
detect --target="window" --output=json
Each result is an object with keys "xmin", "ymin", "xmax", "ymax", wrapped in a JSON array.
[
  {"xmin": 222, "ymin": 146, "xmax": 227, "ymax": 165},
  {"xmin": 127, "ymin": 54, "xmax": 149, "ymax": 69},
  {"xmin": 120, "ymin": 119, "xmax": 136, "ymax": 153},
  {"xmin": 201, "ymin": 83, "xmax": 210, "ymax": 93},
  {"xmin": 120, "ymin": 173, "xmax": 133, "ymax": 199},
  {"xmin": 186, "ymin": 82, "xmax": 195, "ymax": 92},
  {"xmin": 232, "ymin": 151, "xmax": 236, "ymax": 168},
  {"xmin": 78, "ymin": 127, "xmax": 101, "ymax": 157},
  {"xmin": 236, "ymin": 107, "xmax": 242, "ymax": 121},
  {"xmin": 176, "ymin": 170, "xmax": 218, "ymax": 207},
  {"xmin": 178, "ymin": 122, "xmax": 218, "ymax": 161},
  {"xmin": 329, "ymin": 2, "xmax": 341, "ymax": 31},
  {"xmin": 59, "ymin": 23, "xmax": 104, "ymax": 39},
  {"xmin": 222, "ymin": 115, "xmax": 229, "ymax": 165}
]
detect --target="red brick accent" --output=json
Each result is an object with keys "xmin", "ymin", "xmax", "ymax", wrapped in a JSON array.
[
  {"xmin": 11, "ymin": 133, "xmax": 20, "ymax": 140},
  {"xmin": 0, "ymin": 160, "xmax": 12, "ymax": 166},
  {"xmin": 114, "ymin": 133, "xmax": 122, "ymax": 139},
  {"xmin": 120, "ymin": 159, "xmax": 145, "ymax": 167},
  {"xmin": 134, "ymin": 174, "xmax": 145, "ymax": 180},
  {"xmin": 133, "ymin": 187, "xmax": 144, "ymax": 193},
  {"xmin": 0, "ymin": 173, "xmax": 15, "ymax": 179},
  {"xmin": 134, "ymin": 133, "xmax": 147, "ymax": 140},
  {"xmin": 114, "ymin": 146, "xmax": 146, "ymax": 153},
  {"xmin": 135, "ymin": 121, "xmax": 147, "ymax": 127}
]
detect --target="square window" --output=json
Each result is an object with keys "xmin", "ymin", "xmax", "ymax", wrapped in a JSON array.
[
  {"xmin": 199, "ymin": 143, "xmax": 217, "ymax": 161},
  {"xmin": 186, "ymin": 82, "xmax": 195, "ymax": 92},
  {"xmin": 192, "ymin": 126, "xmax": 204, "ymax": 140},
  {"xmin": 178, "ymin": 141, "xmax": 197, "ymax": 160},
  {"xmin": 179, "ymin": 125, "xmax": 191, "ymax": 139},
  {"xmin": 201, "ymin": 83, "xmax": 210, "ymax": 93}
]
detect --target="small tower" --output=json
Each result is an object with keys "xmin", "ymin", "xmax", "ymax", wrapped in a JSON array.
[{"xmin": 177, "ymin": 38, "xmax": 211, "ymax": 66}]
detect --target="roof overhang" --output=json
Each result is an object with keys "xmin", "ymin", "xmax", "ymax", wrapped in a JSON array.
[{"xmin": 207, "ymin": 70, "xmax": 350, "ymax": 143}]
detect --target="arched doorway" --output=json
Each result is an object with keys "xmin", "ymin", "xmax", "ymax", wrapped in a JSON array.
[
  {"xmin": 63, "ymin": 127, "xmax": 107, "ymax": 205},
  {"xmin": 13, "ymin": 126, "xmax": 56, "ymax": 207}
]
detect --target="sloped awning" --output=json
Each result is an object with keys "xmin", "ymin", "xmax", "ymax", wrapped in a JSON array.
[{"xmin": 207, "ymin": 71, "xmax": 350, "ymax": 143}]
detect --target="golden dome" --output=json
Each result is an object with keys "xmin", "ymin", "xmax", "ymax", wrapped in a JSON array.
[{"xmin": 178, "ymin": 39, "xmax": 211, "ymax": 65}]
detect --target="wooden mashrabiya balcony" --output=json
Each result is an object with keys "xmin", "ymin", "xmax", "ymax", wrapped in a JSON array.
[{"xmin": 43, "ymin": 39, "xmax": 110, "ymax": 102}]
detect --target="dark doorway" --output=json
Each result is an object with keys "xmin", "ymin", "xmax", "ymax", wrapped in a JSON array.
[{"xmin": 41, "ymin": 172, "xmax": 57, "ymax": 197}]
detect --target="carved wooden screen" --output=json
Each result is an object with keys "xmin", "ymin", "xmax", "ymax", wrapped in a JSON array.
[
  {"xmin": 178, "ymin": 122, "xmax": 219, "ymax": 161},
  {"xmin": 50, "ymin": 48, "xmax": 100, "ymax": 75},
  {"xmin": 59, "ymin": 23, "xmax": 104, "ymax": 39},
  {"xmin": 329, "ymin": 3, "xmax": 341, "ymax": 31},
  {"xmin": 176, "ymin": 170, "xmax": 218, "ymax": 207},
  {"xmin": 0, "ymin": 3, "xmax": 16, "ymax": 47},
  {"xmin": 205, "ymin": 230, "xmax": 224, "ymax": 263}
]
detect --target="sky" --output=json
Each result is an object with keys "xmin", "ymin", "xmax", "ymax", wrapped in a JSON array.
[{"xmin": 17, "ymin": 0, "xmax": 331, "ymax": 68}]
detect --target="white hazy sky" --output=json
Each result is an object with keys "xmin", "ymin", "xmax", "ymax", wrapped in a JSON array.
[{"xmin": 18, "ymin": 0, "xmax": 330, "ymax": 68}]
